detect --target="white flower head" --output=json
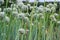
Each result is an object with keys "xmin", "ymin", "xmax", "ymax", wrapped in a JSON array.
[
  {"xmin": 11, "ymin": 4, "xmax": 18, "ymax": 8},
  {"xmin": 33, "ymin": 13, "xmax": 37, "ymax": 18},
  {"xmin": 18, "ymin": 28, "xmax": 25, "ymax": 34},
  {"xmin": 9, "ymin": 0, "xmax": 13, "ymax": 3},
  {"xmin": 12, "ymin": 7, "xmax": 17, "ymax": 11},
  {"xmin": 57, "ymin": 21, "xmax": 60, "ymax": 24},
  {"xmin": 0, "ymin": 0, "xmax": 4, "ymax": 5},
  {"xmin": 12, "ymin": 11, "xmax": 18, "ymax": 17},
  {"xmin": 47, "ymin": 3, "xmax": 53, "ymax": 8},
  {"xmin": 51, "ymin": 7, "xmax": 56, "ymax": 12},
  {"xmin": 21, "ymin": 5, "xmax": 28, "ymax": 11},
  {"xmin": 17, "ymin": 2, "xmax": 24, "ymax": 8},
  {"xmin": 4, "ymin": 16, "xmax": 10, "ymax": 23},
  {"xmin": 16, "ymin": 0, "xmax": 22, "ymax": 4},
  {"xmin": 1, "ymin": 33, "xmax": 6, "ymax": 36},
  {"xmin": 39, "ymin": 5, "xmax": 44, "ymax": 8},
  {"xmin": 41, "ymin": 16, "xmax": 44, "ymax": 19},
  {"xmin": 31, "ymin": 23, "xmax": 34, "ymax": 26},
  {"xmin": 0, "ymin": 12, "xmax": 5, "ymax": 18},
  {"xmin": 54, "ymin": 13, "xmax": 58, "ymax": 17},
  {"xmin": 27, "ymin": 4, "xmax": 31, "ymax": 7},
  {"xmin": 50, "ymin": 15, "xmax": 57, "ymax": 22},
  {"xmin": 4, "ymin": 8, "xmax": 12, "ymax": 12},
  {"xmin": 0, "ymin": 8, "xmax": 1, "ymax": 11},
  {"xmin": 30, "ymin": 6, "xmax": 33, "ymax": 10},
  {"xmin": 25, "ymin": 13, "xmax": 30, "ymax": 17},
  {"xmin": 23, "ymin": 17, "xmax": 29, "ymax": 23},
  {"xmin": 39, "ymin": 13, "xmax": 43, "ymax": 16},
  {"xmin": 44, "ymin": 7, "xmax": 51, "ymax": 12},
  {"xmin": 54, "ymin": 3, "xmax": 57, "ymax": 7},
  {"xmin": 17, "ymin": 13, "xmax": 25, "ymax": 19},
  {"xmin": 38, "ymin": 7, "xmax": 45, "ymax": 13}
]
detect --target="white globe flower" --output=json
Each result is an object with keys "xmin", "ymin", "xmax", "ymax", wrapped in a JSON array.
[
  {"xmin": 51, "ymin": 7, "xmax": 56, "ymax": 12},
  {"xmin": 24, "ymin": 17, "xmax": 29, "ymax": 23},
  {"xmin": 1, "ymin": 33, "xmax": 6, "ymax": 36},
  {"xmin": 9, "ymin": 0, "xmax": 13, "ymax": 3},
  {"xmin": 54, "ymin": 3, "xmax": 57, "ymax": 7},
  {"xmin": 33, "ymin": 13, "xmax": 37, "ymax": 18},
  {"xmin": 25, "ymin": 13, "xmax": 30, "ymax": 17},
  {"xmin": 12, "ymin": 7, "xmax": 18, "ymax": 11},
  {"xmin": 16, "ymin": 0, "xmax": 22, "ymax": 4},
  {"xmin": 39, "ymin": 5, "xmax": 44, "ymax": 8},
  {"xmin": 0, "ymin": 0, "xmax": 4, "ymax": 5},
  {"xmin": 18, "ymin": 28, "xmax": 25, "ymax": 34},
  {"xmin": 46, "ymin": 3, "xmax": 54, "ymax": 8},
  {"xmin": 50, "ymin": 15, "xmax": 57, "ymax": 22},
  {"xmin": 38, "ymin": 7, "xmax": 45, "ymax": 13},
  {"xmin": 21, "ymin": 5, "xmax": 28, "ymax": 12},
  {"xmin": 38, "ymin": 13, "xmax": 44, "ymax": 19},
  {"xmin": 54, "ymin": 13, "xmax": 58, "ymax": 17},
  {"xmin": 44, "ymin": 7, "xmax": 51, "ymax": 12},
  {"xmin": 3, "ymin": 8, "xmax": 12, "ymax": 12},
  {"xmin": 0, "ymin": 8, "xmax": 1, "ymax": 11},
  {"xmin": 17, "ymin": 13, "xmax": 25, "ymax": 19},
  {"xmin": 3, "ymin": 16, "xmax": 10, "ymax": 23},
  {"xmin": 17, "ymin": 2, "xmax": 24, "ymax": 8},
  {"xmin": 27, "ymin": 4, "xmax": 31, "ymax": 7},
  {"xmin": 12, "ymin": 11, "xmax": 18, "ymax": 17},
  {"xmin": 0, "ymin": 12, "xmax": 5, "ymax": 18},
  {"xmin": 57, "ymin": 21, "xmax": 60, "ymax": 24},
  {"xmin": 30, "ymin": 6, "xmax": 33, "ymax": 10}
]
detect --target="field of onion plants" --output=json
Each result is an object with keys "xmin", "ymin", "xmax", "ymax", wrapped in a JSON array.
[{"xmin": 0, "ymin": 0, "xmax": 60, "ymax": 40}]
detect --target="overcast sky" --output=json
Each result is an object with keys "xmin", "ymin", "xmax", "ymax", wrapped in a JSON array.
[{"xmin": 29, "ymin": 0, "xmax": 60, "ymax": 2}]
